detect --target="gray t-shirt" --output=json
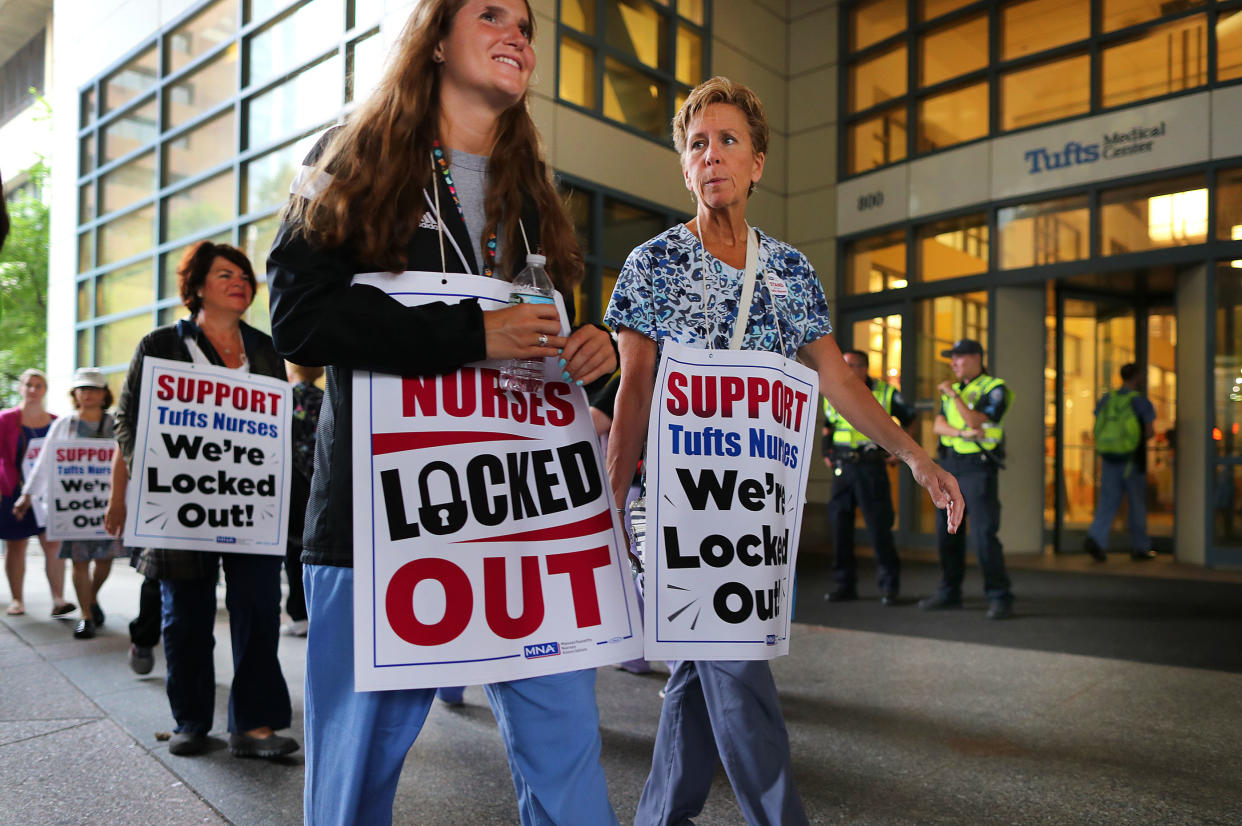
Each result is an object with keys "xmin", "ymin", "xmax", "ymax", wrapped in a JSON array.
[{"xmin": 448, "ymin": 149, "xmax": 491, "ymax": 272}]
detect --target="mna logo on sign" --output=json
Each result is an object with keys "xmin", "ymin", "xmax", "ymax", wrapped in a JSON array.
[
  {"xmin": 523, "ymin": 642, "xmax": 561, "ymax": 659},
  {"xmin": 766, "ymin": 634, "xmax": 777, "ymax": 646}
]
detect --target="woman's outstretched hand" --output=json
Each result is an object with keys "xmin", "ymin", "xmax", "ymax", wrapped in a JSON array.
[
  {"xmin": 560, "ymin": 326, "xmax": 616, "ymax": 386},
  {"xmin": 483, "ymin": 303, "xmax": 566, "ymax": 361}
]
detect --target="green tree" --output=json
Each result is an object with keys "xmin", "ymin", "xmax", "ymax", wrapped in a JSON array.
[{"xmin": 0, "ymin": 158, "xmax": 50, "ymax": 407}]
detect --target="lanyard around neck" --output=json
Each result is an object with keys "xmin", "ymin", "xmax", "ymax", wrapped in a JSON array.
[
  {"xmin": 691, "ymin": 223, "xmax": 779, "ymax": 353},
  {"xmin": 424, "ymin": 151, "xmax": 531, "ymax": 278}
]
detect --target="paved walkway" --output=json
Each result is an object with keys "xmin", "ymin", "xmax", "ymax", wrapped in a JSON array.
[{"xmin": 2, "ymin": 554, "xmax": 1241, "ymax": 825}]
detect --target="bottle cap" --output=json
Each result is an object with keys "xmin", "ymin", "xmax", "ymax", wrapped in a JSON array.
[{"xmin": 526, "ymin": 253, "xmax": 547, "ymax": 266}]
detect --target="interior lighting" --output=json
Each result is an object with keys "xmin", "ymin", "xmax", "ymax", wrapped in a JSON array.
[
  {"xmin": 1232, "ymin": 225, "xmax": 1242, "ymax": 268},
  {"xmin": 891, "ymin": 279, "xmax": 908, "ymax": 288},
  {"xmin": 1147, "ymin": 189, "xmax": 1207, "ymax": 243}
]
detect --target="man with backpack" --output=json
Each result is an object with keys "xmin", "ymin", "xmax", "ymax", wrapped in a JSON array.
[{"xmin": 1085, "ymin": 363, "xmax": 1157, "ymax": 562}]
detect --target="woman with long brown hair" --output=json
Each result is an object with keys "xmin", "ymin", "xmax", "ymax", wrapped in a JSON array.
[{"xmin": 267, "ymin": 2, "xmax": 617, "ymax": 824}]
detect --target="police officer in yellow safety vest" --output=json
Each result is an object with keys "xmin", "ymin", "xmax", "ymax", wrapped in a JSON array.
[
  {"xmin": 823, "ymin": 350, "xmax": 917, "ymax": 606},
  {"xmin": 1084, "ymin": 363, "xmax": 1157, "ymax": 563},
  {"xmin": 920, "ymin": 339, "xmax": 1016, "ymax": 620}
]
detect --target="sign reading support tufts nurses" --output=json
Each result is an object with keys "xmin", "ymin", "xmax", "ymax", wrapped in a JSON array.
[
  {"xmin": 643, "ymin": 341, "xmax": 817, "ymax": 661},
  {"xmin": 45, "ymin": 439, "xmax": 115, "ymax": 541},
  {"xmin": 123, "ymin": 358, "xmax": 291, "ymax": 556},
  {"xmin": 350, "ymin": 271, "xmax": 642, "ymax": 691}
]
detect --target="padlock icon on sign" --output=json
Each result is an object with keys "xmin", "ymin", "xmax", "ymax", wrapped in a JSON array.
[{"xmin": 416, "ymin": 461, "xmax": 468, "ymax": 535}]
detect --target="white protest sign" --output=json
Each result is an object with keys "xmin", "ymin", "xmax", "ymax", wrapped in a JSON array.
[
  {"xmin": 351, "ymin": 271, "xmax": 642, "ymax": 691},
  {"xmin": 22, "ymin": 437, "xmax": 47, "ymax": 527},
  {"xmin": 643, "ymin": 340, "xmax": 817, "ymax": 660},
  {"xmin": 124, "ymin": 358, "xmax": 291, "ymax": 555},
  {"xmin": 45, "ymin": 439, "xmax": 115, "ymax": 541}
]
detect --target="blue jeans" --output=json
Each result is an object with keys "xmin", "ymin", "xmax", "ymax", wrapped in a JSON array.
[
  {"xmin": 160, "ymin": 554, "xmax": 290, "ymax": 736},
  {"xmin": 302, "ymin": 563, "xmax": 617, "ymax": 826},
  {"xmin": 1087, "ymin": 459, "xmax": 1150, "ymax": 551}
]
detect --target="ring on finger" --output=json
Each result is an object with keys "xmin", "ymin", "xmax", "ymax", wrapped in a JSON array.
[{"xmin": 538, "ymin": 333, "xmax": 549, "ymax": 346}]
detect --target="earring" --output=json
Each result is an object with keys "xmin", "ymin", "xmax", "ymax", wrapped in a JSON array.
[{"xmin": 433, "ymin": 51, "xmax": 444, "ymax": 63}]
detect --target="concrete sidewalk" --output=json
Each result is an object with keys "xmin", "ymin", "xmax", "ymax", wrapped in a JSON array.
[{"xmin": 3, "ymin": 558, "xmax": 1242, "ymax": 825}]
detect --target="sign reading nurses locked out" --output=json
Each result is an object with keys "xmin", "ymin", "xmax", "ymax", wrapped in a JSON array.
[
  {"xmin": 350, "ymin": 271, "xmax": 642, "ymax": 691},
  {"xmin": 45, "ymin": 439, "xmax": 116, "ymax": 541},
  {"xmin": 124, "ymin": 358, "xmax": 291, "ymax": 556},
  {"xmin": 644, "ymin": 341, "xmax": 817, "ymax": 661}
]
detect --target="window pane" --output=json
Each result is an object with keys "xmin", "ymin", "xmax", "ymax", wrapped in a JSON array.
[
  {"xmin": 100, "ymin": 98, "xmax": 158, "ymax": 164},
  {"xmin": 1214, "ymin": 266, "xmax": 1242, "ymax": 470},
  {"xmin": 563, "ymin": 188, "xmax": 593, "ymax": 257},
  {"xmin": 1001, "ymin": 53, "xmax": 1090, "ymax": 131},
  {"xmin": 1101, "ymin": 15, "xmax": 1207, "ymax": 109},
  {"xmin": 675, "ymin": 25, "xmax": 702, "ymax": 86},
  {"xmin": 98, "ymin": 205, "xmax": 155, "ymax": 267},
  {"xmin": 103, "ymin": 45, "xmax": 157, "ymax": 114},
  {"xmin": 998, "ymin": 196, "xmax": 1089, "ymax": 269},
  {"xmin": 1216, "ymin": 167, "xmax": 1242, "ymax": 242},
  {"xmin": 603, "ymin": 58, "xmax": 667, "ymax": 138},
  {"xmin": 678, "ymin": 0, "xmax": 704, "ymax": 26},
  {"xmin": 163, "ymin": 111, "xmax": 235, "ymax": 185},
  {"xmin": 77, "ymin": 329, "xmax": 91, "ymax": 367},
  {"xmin": 100, "ymin": 151, "xmax": 155, "ymax": 215},
  {"xmin": 1218, "ymin": 10, "xmax": 1242, "ymax": 83},
  {"xmin": 1002, "ymin": 0, "xmax": 1089, "ymax": 60},
  {"xmin": 597, "ymin": 266, "xmax": 620, "ymax": 325},
  {"xmin": 848, "ymin": 106, "xmax": 907, "ymax": 173},
  {"xmin": 845, "ymin": 231, "xmax": 907, "ymax": 295},
  {"xmin": 78, "ymin": 280, "xmax": 91, "ymax": 321},
  {"xmin": 243, "ymin": 214, "xmax": 282, "ymax": 264},
  {"xmin": 1100, "ymin": 176, "xmax": 1207, "ymax": 255},
  {"xmin": 917, "ymin": 81, "xmax": 987, "ymax": 152},
  {"xmin": 349, "ymin": 30, "xmax": 384, "ymax": 102},
  {"xmin": 243, "ymin": 134, "xmax": 318, "ymax": 214},
  {"xmin": 1102, "ymin": 0, "xmax": 1204, "ymax": 33},
  {"xmin": 602, "ymin": 198, "xmax": 665, "ymax": 263},
  {"xmin": 166, "ymin": 0, "xmax": 239, "ymax": 74},
  {"xmin": 164, "ymin": 172, "xmax": 236, "ymax": 242},
  {"xmin": 921, "ymin": 14, "xmax": 987, "ymax": 87},
  {"xmin": 81, "ymin": 87, "xmax": 96, "ymax": 126},
  {"xmin": 352, "ymin": 0, "xmax": 384, "ymax": 28},
  {"xmin": 96, "ymin": 261, "xmax": 154, "ymax": 317},
  {"xmin": 97, "ymin": 313, "xmax": 154, "ymax": 366},
  {"xmin": 849, "ymin": 45, "xmax": 906, "ymax": 113},
  {"xmin": 560, "ymin": 37, "xmax": 596, "ymax": 108},
  {"xmin": 161, "ymin": 230, "xmax": 232, "ymax": 299},
  {"xmin": 165, "ymin": 47, "xmax": 238, "ymax": 130},
  {"xmin": 80, "ymin": 184, "xmax": 96, "ymax": 223},
  {"xmin": 81, "ymin": 136, "xmax": 95, "ymax": 176},
  {"xmin": 561, "ymin": 0, "xmax": 596, "ymax": 33},
  {"xmin": 247, "ymin": 54, "xmax": 342, "ymax": 149},
  {"xmin": 79, "ymin": 231, "xmax": 94, "ymax": 273},
  {"xmin": 247, "ymin": 0, "xmax": 344, "ymax": 86},
  {"xmin": 851, "ymin": 0, "xmax": 906, "ymax": 52},
  {"xmin": 920, "ymin": 0, "xmax": 975, "ymax": 21},
  {"xmin": 159, "ymin": 304, "xmax": 188, "ymax": 326},
  {"xmin": 607, "ymin": 0, "xmax": 666, "ymax": 70},
  {"xmin": 918, "ymin": 214, "xmax": 988, "ymax": 281}
]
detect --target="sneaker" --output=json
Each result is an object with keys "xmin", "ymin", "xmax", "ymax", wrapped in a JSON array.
[
  {"xmin": 986, "ymin": 600, "xmax": 1015, "ymax": 620},
  {"xmin": 50, "ymin": 602, "xmax": 76, "ymax": 618},
  {"xmin": 1131, "ymin": 548, "xmax": 1157, "ymax": 561},
  {"xmin": 1083, "ymin": 535, "xmax": 1107, "ymax": 563},
  {"xmin": 128, "ymin": 644, "xmax": 155, "ymax": 675},
  {"xmin": 281, "ymin": 619, "xmax": 309, "ymax": 637},
  {"xmin": 918, "ymin": 594, "xmax": 963, "ymax": 611},
  {"xmin": 91, "ymin": 603, "xmax": 105, "ymax": 626},
  {"xmin": 168, "ymin": 732, "xmax": 208, "ymax": 756},
  {"xmin": 73, "ymin": 619, "xmax": 96, "ymax": 639},
  {"xmin": 824, "ymin": 588, "xmax": 858, "ymax": 603},
  {"xmin": 228, "ymin": 732, "xmax": 299, "ymax": 759}
]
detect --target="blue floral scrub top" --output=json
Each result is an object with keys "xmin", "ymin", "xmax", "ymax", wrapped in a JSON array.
[{"xmin": 604, "ymin": 224, "xmax": 833, "ymax": 359}]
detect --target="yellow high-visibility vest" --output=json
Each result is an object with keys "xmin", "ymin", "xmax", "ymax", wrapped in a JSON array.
[
  {"xmin": 940, "ymin": 374, "xmax": 1011, "ymax": 454},
  {"xmin": 823, "ymin": 382, "xmax": 896, "ymax": 449}
]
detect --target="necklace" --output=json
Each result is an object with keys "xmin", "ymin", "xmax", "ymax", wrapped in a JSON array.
[{"xmin": 432, "ymin": 140, "xmax": 498, "ymax": 278}]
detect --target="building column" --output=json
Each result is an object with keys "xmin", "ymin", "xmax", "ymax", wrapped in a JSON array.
[{"xmin": 1175, "ymin": 264, "xmax": 1209, "ymax": 565}]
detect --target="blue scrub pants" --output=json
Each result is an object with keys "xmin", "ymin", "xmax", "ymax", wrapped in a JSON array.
[
  {"xmin": 636, "ymin": 659, "xmax": 807, "ymax": 826},
  {"xmin": 1087, "ymin": 458, "xmax": 1150, "ymax": 552},
  {"xmin": 302, "ymin": 563, "xmax": 618, "ymax": 826}
]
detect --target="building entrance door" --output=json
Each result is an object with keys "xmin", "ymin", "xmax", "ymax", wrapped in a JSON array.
[{"xmin": 1049, "ymin": 283, "xmax": 1176, "ymax": 553}]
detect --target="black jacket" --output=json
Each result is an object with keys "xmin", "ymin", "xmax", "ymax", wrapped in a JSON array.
[
  {"xmin": 115, "ymin": 319, "xmax": 285, "ymax": 580},
  {"xmin": 268, "ymin": 132, "xmax": 602, "ymax": 567}
]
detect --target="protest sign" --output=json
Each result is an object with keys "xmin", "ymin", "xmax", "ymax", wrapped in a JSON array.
[
  {"xmin": 124, "ymin": 358, "xmax": 290, "ymax": 555},
  {"xmin": 351, "ymin": 271, "xmax": 642, "ymax": 691},
  {"xmin": 45, "ymin": 439, "xmax": 115, "ymax": 541},
  {"xmin": 643, "ymin": 340, "xmax": 817, "ymax": 660},
  {"xmin": 22, "ymin": 437, "xmax": 47, "ymax": 527}
]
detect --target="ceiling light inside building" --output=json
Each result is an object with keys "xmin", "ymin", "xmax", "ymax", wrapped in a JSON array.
[{"xmin": 1148, "ymin": 189, "xmax": 1207, "ymax": 243}]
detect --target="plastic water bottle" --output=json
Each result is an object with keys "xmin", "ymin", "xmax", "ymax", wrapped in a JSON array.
[{"xmin": 499, "ymin": 253, "xmax": 556, "ymax": 394}]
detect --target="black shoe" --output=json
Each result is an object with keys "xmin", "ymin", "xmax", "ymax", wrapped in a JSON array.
[
  {"xmin": 986, "ymin": 600, "xmax": 1015, "ymax": 620},
  {"xmin": 168, "ymin": 732, "xmax": 208, "ymax": 756},
  {"xmin": 918, "ymin": 594, "xmax": 963, "ymax": 611},
  {"xmin": 91, "ymin": 603, "xmax": 104, "ymax": 626},
  {"xmin": 228, "ymin": 732, "xmax": 299, "ymax": 758},
  {"xmin": 1131, "ymin": 548, "xmax": 1157, "ymax": 560},
  {"xmin": 73, "ymin": 619, "xmax": 96, "ymax": 639},
  {"xmin": 880, "ymin": 593, "xmax": 900, "ymax": 607},
  {"xmin": 1083, "ymin": 535, "xmax": 1106, "ymax": 562},
  {"xmin": 128, "ymin": 644, "xmax": 155, "ymax": 675},
  {"xmin": 824, "ymin": 588, "xmax": 858, "ymax": 603},
  {"xmin": 50, "ymin": 602, "xmax": 76, "ymax": 618}
]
